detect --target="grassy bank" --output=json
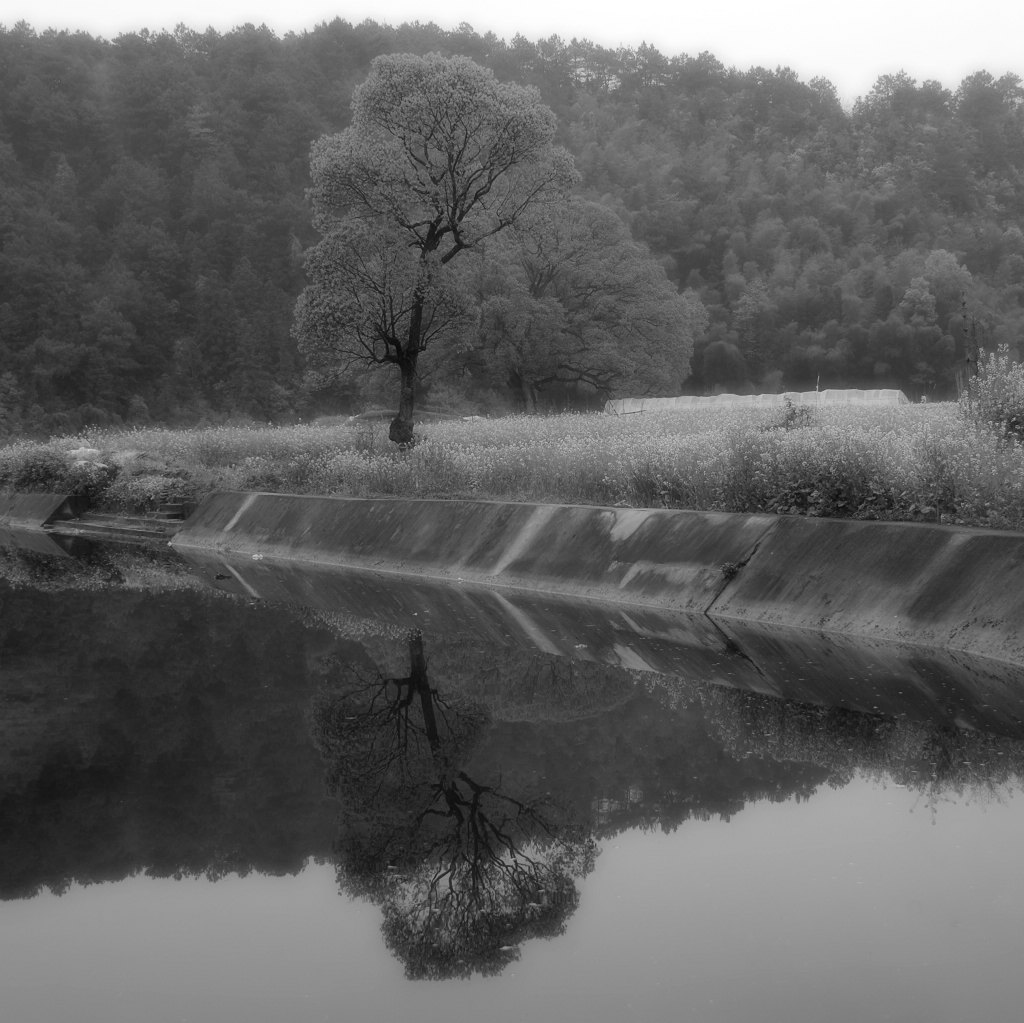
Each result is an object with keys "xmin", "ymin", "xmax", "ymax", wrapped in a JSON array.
[{"xmin": 2, "ymin": 401, "xmax": 1024, "ymax": 530}]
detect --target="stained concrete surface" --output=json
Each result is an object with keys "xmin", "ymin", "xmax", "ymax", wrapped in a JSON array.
[
  {"xmin": 172, "ymin": 492, "xmax": 1024, "ymax": 667},
  {"xmin": 172, "ymin": 492, "xmax": 775, "ymax": 614}
]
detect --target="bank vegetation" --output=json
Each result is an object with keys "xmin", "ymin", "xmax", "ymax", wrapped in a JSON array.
[{"xmin": 3, "ymin": 385, "xmax": 1024, "ymax": 531}]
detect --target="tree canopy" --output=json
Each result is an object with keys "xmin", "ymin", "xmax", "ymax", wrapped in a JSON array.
[{"xmin": 467, "ymin": 197, "xmax": 707, "ymax": 406}]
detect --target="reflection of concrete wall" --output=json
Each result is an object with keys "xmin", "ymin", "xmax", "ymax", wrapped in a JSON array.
[
  {"xmin": 0, "ymin": 524, "xmax": 71, "ymax": 557},
  {"xmin": 0, "ymin": 494, "xmax": 77, "ymax": 557},
  {"xmin": 173, "ymin": 493, "xmax": 1024, "ymax": 667},
  {"xmin": 176, "ymin": 546, "xmax": 1024, "ymax": 737},
  {"xmin": 176, "ymin": 546, "xmax": 756, "ymax": 689}
]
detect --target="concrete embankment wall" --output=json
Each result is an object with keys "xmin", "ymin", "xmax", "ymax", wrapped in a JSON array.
[
  {"xmin": 172, "ymin": 492, "xmax": 1024, "ymax": 666},
  {"xmin": 0, "ymin": 493, "xmax": 78, "ymax": 556},
  {"xmin": 0, "ymin": 492, "xmax": 75, "ymax": 529}
]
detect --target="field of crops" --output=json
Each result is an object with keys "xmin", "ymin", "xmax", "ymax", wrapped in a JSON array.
[{"xmin": 3, "ymin": 399, "xmax": 1024, "ymax": 530}]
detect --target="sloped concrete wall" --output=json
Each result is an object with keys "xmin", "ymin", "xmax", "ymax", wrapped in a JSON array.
[
  {"xmin": 710, "ymin": 515, "xmax": 1024, "ymax": 665},
  {"xmin": 173, "ymin": 492, "xmax": 1024, "ymax": 665},
  {"xmin": 172, "ymin": 492, "xmax": 774, "ymax": 614},
  {"xmin": 0, "ymin": 493, "xmax": 76, "ymax": 556},
  {"xmin": 0, "ymin": 492, "xmax": 73, "ymax": 528}
]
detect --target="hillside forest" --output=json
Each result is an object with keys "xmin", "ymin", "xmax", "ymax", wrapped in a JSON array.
[{"xmin": 3, "ymin": 18, "xmax": 1024, "ymax": 436}]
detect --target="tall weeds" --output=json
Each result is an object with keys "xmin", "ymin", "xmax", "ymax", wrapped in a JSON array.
[
  {"xmin": 960, "ymin": 344, "xmax": 1024, "ymax": 445},
  {"xmin": 2, "ymin": 405, "xmax": 1023, "ymax": 529}
]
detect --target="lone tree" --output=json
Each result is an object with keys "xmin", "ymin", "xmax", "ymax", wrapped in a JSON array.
[{"xmin": 293, "ymin": 53, "xmax": 576, "ymax": 444}]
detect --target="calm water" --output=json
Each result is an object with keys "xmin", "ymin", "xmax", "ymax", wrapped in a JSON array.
[{"xmin": 3, "ymin": 540, "xmax": 1024, "ymax": 1023}]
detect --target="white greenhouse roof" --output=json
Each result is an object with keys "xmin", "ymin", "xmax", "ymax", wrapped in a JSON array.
[{"xmin": 605, "ymin": 389, "xmax": 910, "ymax": 414}]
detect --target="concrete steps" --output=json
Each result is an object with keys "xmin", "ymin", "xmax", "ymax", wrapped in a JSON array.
[{"xmin": 48, "ymin": 510, "xmax": 183, "ymax": 542}]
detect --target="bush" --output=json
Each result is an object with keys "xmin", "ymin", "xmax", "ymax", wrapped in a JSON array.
[
  {"xmin": 762, "ymin": 398, "xmax": 816, "ymax": 432},
  {"xmin": 65, "ymin": 459, "xmax": 119, "ymax": 502},
  {"xmin": 102, "ymin": 472, "xmax": 197, "ymax": 513},
  {"xmin": 6, "ymin": 449, "xmax": 70, "ymax": 492},
  {"xmin": 960, "ymin": 345, "xmax": 1024, "ymax": 444},
  {"xmin": 235, "ymin": 455, "xmax": 292, "ymax": 492},
  {"xmin": 0, "ymin": 444, "xmax": 121, "ymax": 503}
]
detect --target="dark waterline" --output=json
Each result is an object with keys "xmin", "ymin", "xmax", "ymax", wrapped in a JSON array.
[{"xmin": 3, "ymin": 541, "xmax": 1024, "ymax": 1021}]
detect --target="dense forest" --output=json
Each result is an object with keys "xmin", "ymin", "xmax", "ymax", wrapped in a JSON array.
[{"xmin": 2, "ymin": 18, "xmax": 1024, "ymax": 435}]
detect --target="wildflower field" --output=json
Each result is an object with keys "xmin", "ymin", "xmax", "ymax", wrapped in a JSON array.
[{"xmin": 3, "ymin": 398, "xmax": 1024, "ymax": 530}]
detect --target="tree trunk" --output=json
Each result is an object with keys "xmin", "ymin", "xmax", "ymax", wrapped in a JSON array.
[
  {"xmin": 389, "ymin": 354, "xmax": 417, "ymax": 446},
  {"xmin": 390, "ymin": 290, "xmax": 424, "ymax": 446},
  {"xmin": 408, "ymin": 632, "xmax": 440, "ymax": 753},
  {"xmin": 508, "ymin": 369, "xmax": 537, "ymax": 412}
]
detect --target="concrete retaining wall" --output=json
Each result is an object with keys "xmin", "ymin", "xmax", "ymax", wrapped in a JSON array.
[
  {"xmin": 710, "ymin": 515, "xmax": 1024, "ymax": 665},
  {"xmin": 172, "ymin": 492, "xmax": 774, "ymax": 615},
  {"xmin": 0, "ymin": 493, "xmax": 77, "ymax": 557},
  {"xmin": 172, "ymin": 492, "xmax": 1024, "ymax": 666},
  {"xmin": 0, "ymin": 492, "xmax": 74, "ymax": 528}
]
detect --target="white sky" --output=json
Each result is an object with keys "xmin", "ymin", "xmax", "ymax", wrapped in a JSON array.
[{"xmin": 6, "ymin": 0, "xmax": 1024, "ymax": 105}]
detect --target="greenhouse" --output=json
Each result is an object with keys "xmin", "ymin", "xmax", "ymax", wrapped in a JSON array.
[{"xmin": 605, "ymin": 389, "xmax": 910, "ymax": 414}]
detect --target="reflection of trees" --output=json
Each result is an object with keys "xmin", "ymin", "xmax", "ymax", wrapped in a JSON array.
[
  {"xmin": 1, "ymin": 542, "xmax": 203, "ymax": 592},
  {"xmin": 0, "ymin": 582, "xmax": 343, "ymax": 900},
  {"xmin": 698, "ymin": 685, "xmax": 1024, "ymax": 806},
  {"xmin": 312, "ymin": 630, "xmax": 597, "ymax": 979},
  {"xmin": 347, "ymin": 629, "xmax": 639, "ymax": 722}
]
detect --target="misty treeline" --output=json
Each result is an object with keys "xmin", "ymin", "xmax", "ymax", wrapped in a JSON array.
[{"xmin": 2, "ymin": 18, "xmax": 1024, "ymax": 436}]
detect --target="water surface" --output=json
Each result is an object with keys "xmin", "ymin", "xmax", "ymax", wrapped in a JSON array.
[{"xmin": 2, "ymin": 541, "xmax": 1024, "ymax": 1022}]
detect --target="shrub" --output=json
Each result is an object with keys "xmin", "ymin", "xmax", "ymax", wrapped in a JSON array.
[
  {"xmin": 762, "ymin": 398, "xmax": 816, "ymax": 432},
  {"xmin": 235, "ymin": 455, "xmax": 292, "ymax": 492},
  {"xmin": 960, "ymin": 345, "xmax": 1024, "ymax": 444},
  {"xmin": 65, "ymin": 459, "xmax": 119, "ymax": 502},
  {"xmin": 7, "ymin": 448, "xmax": 70, "ymax": 492},
  {"xmin": 0, "ymin": 444, "xmax": 120, "ymax": 503},
  {"xmin": 102, "ymin": 473, "xmax": 197, "ymax": 513}
]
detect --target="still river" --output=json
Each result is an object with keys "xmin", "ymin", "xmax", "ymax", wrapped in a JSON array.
[{"xmin": 2, "ymin": 536, "xmax": 1024, "ymax": 1023}]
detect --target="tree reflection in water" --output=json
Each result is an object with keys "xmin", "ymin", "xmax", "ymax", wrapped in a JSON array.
[
  {"xmin": 311, "ymin": 630, "xmax": 597, "ymax": 980},
  {"xmin": 692, "ymin": 680, "xmax": 1024, "ymax": 805}
]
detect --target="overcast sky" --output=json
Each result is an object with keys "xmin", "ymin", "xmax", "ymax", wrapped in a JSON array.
[{"xmin": 6, "ymin": 0, "xmax": 1023, "ymax": 105}]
